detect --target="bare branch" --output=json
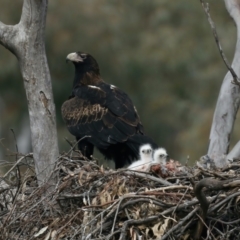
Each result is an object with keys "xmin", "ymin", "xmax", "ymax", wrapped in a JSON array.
[
  {"xmin": 3, "ymin": 153, "xmax": 33, "ymax": 178},
  {"xmin": 209, "ymin": 191, "xmax": 240, "ymax": 212},
  {"xmin": 204, "ymin": 0, "xmax": 240, "ymax": 167},
  {"xmin": 227, "ymin": 140, "xmax": 240, "ymax": 160},
  {"xmin": 0, "ymin": 21, "xmax": 18, "ymax": 53},
  {"xmin": 200, "ymin": 0, "xmax": 240, "ymax": 86},
  {"xmin": 126, "ymin": 170, "xmax": 173, "ymax": 186}
]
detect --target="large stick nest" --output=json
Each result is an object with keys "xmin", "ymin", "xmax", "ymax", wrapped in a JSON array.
[{"xmin": 0, "ymin": 152, "xmax": 240, "ymax": 240}]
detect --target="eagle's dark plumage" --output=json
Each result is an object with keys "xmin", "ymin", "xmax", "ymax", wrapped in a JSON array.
[{"xmin": 62, "ymin": 51, "xmax": 158, "ymax": 168}]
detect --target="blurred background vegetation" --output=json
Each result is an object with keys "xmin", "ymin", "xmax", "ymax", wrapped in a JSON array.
[{"xmin": 0, "ymin": 0, "xmax": 239, "ymax": 166}]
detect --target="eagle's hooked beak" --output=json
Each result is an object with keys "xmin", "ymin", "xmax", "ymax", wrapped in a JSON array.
[{"xmin": 66, "ymin": 52, "xmax": 83, "ymax": 63}]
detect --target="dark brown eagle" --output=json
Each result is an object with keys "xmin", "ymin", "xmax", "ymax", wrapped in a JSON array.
[{"xmin": 61, "ymin": 51, "xmax": 158, "ymax": 168}]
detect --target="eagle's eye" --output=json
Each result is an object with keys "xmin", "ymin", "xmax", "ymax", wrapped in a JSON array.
[
  {"xmin": 160, "ymin": 154, "xmax": 164, "ymax": 158},
  {"xmin": 80, "ymin": 54, "xmax": 87, "ymax": 60}
]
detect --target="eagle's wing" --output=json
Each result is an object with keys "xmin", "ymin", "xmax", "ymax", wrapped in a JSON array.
[{"xmin": 61, "ymin": 83, "xmax": 143, "ymax": 148}]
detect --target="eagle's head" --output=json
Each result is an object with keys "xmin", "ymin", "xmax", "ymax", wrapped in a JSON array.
[
  {"xmin": 153, "ymin": 148, "xmax": 169, "ymax": 165},
  {"xmin": 66, "ymin": 51, "xmax": 100, "ymax": 75}
]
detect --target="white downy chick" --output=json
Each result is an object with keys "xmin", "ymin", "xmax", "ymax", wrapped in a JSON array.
[
  {"xmin": 153, "ymin": 148, "xmax": 169, "ymax": 165},
  {"xmin": 128, "ymin": 144, "xmax": 153, "ymax": 171}
]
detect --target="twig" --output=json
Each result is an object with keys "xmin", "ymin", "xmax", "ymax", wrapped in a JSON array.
[
  {"xmin": 10, "ymin": 129, "xmax": 21, "ymax": 203},
  {"xmin": 212, "ymin": 226, "xmax": 224, "ymax": 238},
  {"xmin": 58, "ymin": 193, "xmax": 97, "ymax": 199},
  {"xmin": 209, "ymin": 191, "xmax": 240, "ymax": 212},
  {"xmin": 57, "ymin": 209, "xmax": 82, "ymax": 235},
  {"xmin": 119, "ymin": 216, "xmax": 159, "ymax": 240},
  {"xmin": 66, "ymin": 135, "xmax": 91, "ymax": 156},
  {"xmin": 172, "ymin": 187, "xmax": 190, "ymax": 215},
  {"xmin": 3, "ymin": 153, "xmax": 33, "ymax": 178},
  {"xmin": 10, "ymin": 129, "xmax": 19, "ymax": 156},
  {"xmin": 196, "ymin": 213, "xmax": 217, "ymax": 240},
  {"xmin": 81, "ymin": 200, "xmax": 120, "ymax": 238},
  {"xmin": 106, "ymin": 230, "xmax": 121, "ymax": 240},
  {"xmin": 64, "ymin": 137, "xmax": 74, "ymax": 148},
  {"xmin": 126, "ymin": 170, "xmax": 173, "ymax": 186},
  {"xmin": 141, "ymin": 185, "xmax": 193, "ymax": 192},
  {"xmin": 111, "ymin": 196, "xmax": 125, "ymax": 234},
  {"xmin": 161, "ymin": 207, "xmax": 199, "ymax": 240},
  {"xmin": 208, "ymin": 216, "xmax": 240, "ymax": 225},
  {"xmin": 200, "ymin": 0, "xmax": 240, "ymax": 86}
]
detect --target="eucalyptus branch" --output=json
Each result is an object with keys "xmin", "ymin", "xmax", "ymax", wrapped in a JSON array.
[{"xmin": 200, "ymin": 0, "xmax": 240, "ymax": 86}]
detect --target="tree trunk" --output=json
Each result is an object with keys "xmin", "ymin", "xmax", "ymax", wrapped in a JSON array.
[
  {"xmin": 0, "ymin": 0, "xmax": 59, "ymax": 185},
  {"xmin": 207, "ymin": 0, "xmax": 240, "ymax": 167}
]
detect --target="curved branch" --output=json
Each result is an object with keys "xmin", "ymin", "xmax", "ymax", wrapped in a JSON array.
[
  {"xmin": 200, "ymin": 0, "xmax": 240, "ymax": 86},
  {"xmin": 194, "ymin": 177, "xmax": 240, "ymax": 239},
  {"xmin": 0, "ymin": 21, "xmax": 18, "ymax": 53}
]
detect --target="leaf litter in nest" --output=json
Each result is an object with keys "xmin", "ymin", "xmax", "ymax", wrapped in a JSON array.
[{"xmin": 151, "ymin": 218, "xmax": 171, "ymax": 238}]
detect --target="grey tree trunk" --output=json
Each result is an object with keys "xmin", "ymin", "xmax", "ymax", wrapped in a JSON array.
[
  {"xmin": 208, "ymin": 0, "xmax": 240, "ymax": 167},
  {"xmin": 0, "ymin": 0, "xmax": 59, "ymax": 185}
]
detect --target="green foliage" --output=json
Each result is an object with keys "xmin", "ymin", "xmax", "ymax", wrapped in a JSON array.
[{"xmin": 0, "ymin": 0, "xmax": 239, "ymax": 164}]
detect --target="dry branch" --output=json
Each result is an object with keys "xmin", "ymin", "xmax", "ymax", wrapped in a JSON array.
[
  {"xmin": 200, "ymin": 0, "xmax": 240, "ymax": 86},
  {"xmin": 200, "ymin": 0, "xmax": 240, "ymax": 166}
]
